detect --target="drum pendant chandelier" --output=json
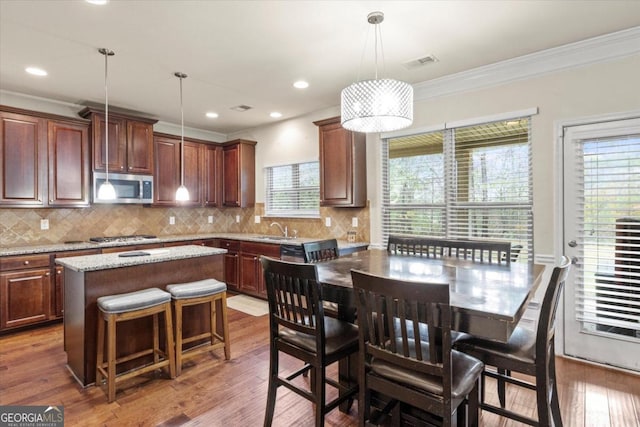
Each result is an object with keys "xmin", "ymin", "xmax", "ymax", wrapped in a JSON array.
[{"xmin": 341, "ymin": 11, "xmax": 413, "ymax": 133}]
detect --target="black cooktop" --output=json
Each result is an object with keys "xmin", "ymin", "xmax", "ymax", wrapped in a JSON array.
[{"xmin": 89, "ymin": 234, "xmax": 157, "ymax": 243}]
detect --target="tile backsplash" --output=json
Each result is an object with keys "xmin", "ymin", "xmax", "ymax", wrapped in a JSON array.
[{"xmin": 0, "ymin": 203, "xmax": 369, "ymax": 247}]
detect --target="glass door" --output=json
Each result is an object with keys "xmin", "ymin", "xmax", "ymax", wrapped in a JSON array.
[{"xmin": 563, "ymin": 117, "xmax": 640, "ymax": 372}]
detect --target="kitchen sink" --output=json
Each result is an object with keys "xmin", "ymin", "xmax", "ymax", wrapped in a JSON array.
[{"xmin": 256, "ymin": 236, "xmax": 296, "ymax": 241}]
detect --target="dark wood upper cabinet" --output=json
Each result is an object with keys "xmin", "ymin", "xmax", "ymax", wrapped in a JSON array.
[
  {"xmin": 222, "ymin": 139, "xmax": 256, "ymax": 208},
  {"xmin": 203, "ymin": 144, "xmax": 222, "ymax": 207},
  {"xmin": 153, "ymin": 132, "xmax": 222, "ymax": 207},
  {"xmin": 1, "ymin": 107, "xmax": 90, "ymax": 208},
  {"xmin": 182, "ymin": 140, "xmax": 204, "ymax": 206},
  {"xmin": 80, "ymin": 107, "xmax": 156, "ymax": 174},
  {"xmin": 47, "ymin": 120, "xmax": 90, "ymax": 206},
  {"xmin": 0, "ymin": 110, "xmax": 47, "ymax": 206},
  {"xmin": 313, "ymin": 116, "xmax": 366, "ymax": 207},
  {"xmin": 153, "ymin": 134, "xmax": 180, "ymax": 206}
]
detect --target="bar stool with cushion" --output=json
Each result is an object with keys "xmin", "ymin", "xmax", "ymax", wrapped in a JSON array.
[
  {"xmin": 95, "ymin": 287, "xmax": 176, "ymax": 403},
  {"xmin": 166, "ymin": 278, "xmax": 230, "ymax": 376},
  {"xmin": 454, "ymin": 256, "xmax": 571, "ymax": 426},
  {"xmin": 260, "ymin": 256, "xmax": 359, "ymax": 427}
]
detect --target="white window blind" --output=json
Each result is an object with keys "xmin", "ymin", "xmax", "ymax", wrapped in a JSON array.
[
  {"xmin": 265, "ymin": 161, "xmax": 319, "ymax": 218},
  {"xmin": 382, "ymin": 117, "xmax": 533, "ymax": 261},
  {"xmin": 574, "ymin": 132, "xmax": 640, "ymax": 334}
]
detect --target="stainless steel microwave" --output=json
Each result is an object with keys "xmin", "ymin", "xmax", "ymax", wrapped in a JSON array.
[{"xmin": 92, "ymin": 172, "xmax": 154, "ymax": 204}]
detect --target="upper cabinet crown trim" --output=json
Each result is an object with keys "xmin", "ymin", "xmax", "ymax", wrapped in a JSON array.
[{"xmin": 78, "ymin": 106, "xmax": 158, "ymax": 125}]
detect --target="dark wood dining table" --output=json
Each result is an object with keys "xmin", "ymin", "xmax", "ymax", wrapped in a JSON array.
[
  {"xmin": 314, "ymin": 248, "xmax": 546, "ymax": 414},
  {"xmin": 315, "ymin": 248, "xmax": 546, "ymax": 343}
]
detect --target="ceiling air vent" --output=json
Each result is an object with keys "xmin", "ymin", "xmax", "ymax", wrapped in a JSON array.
[
  {"xmin": 230, "ymin": 105, "xmax": 252, "ymax": 112},
  {"xmin": 403, "ymin": 54, "xmax": 439, "ymax": 70}
]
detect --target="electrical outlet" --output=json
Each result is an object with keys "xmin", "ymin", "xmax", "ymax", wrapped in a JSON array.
[
  {"xmin": 236, "ymin": 215, "xmax": 241, "ymax": 223},
  {"xmin": 325, "ymin": 217, "xmax": 331, "ymax": 227},
  {"xmin": 208, "ymin": 215, "xmax": 213, "ymax": 224},
  {"xmin": 352, "ymin": 217, "xmax": 358, "ymax": 227},
  {"xmin": 255, "ymin": 215, "xmax": 261, "ymax": 224},
  {"xmin": 40, "ymin": 219, "xmax": 49, "ymax": 230},
  {"xmin": 169, "ymin": 216, "xmax": 175, "ymax": 225}
]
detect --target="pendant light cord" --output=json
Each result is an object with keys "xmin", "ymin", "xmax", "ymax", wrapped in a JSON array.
[
  {"xmin": 103, "ymin": 49, "xmax": 110, "ymax": 183},
  {"xmin": 180, "ymin": 75, "xmax": 184, "ymax": 187}
]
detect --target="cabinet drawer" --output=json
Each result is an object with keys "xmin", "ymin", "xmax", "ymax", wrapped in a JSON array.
[
  {"xmin": 240, "ymin": 241, "xmax": 281, "ymax": 257},
  {"xmin": 219, "ymin": 239, "xmax": 241, "ymax": 252},
  {"xmin": 55, "ymin": 249, "xmax": 101, "ymax": 259},
  {"xmin": 101, "ymin": 243, "xmax": 163, "ymax": 254},
  {"xmin": 0, "ymin": 254, "xmax": 51, "ymax": 271}
]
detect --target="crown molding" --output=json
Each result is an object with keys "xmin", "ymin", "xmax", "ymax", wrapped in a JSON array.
[
  {"xmin": 413, "ymin": 26, "xmax": 640, "ymax": 101},
  {"xmin": 0, "ymin": 89, "xmax": 226, "ymax": 142}
]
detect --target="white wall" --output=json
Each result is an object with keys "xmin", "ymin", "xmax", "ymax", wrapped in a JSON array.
[
  {"xmin": 231, "ymin": 54, "xmax": 640, "ymax": 255},
  {"xmin": 228, "ymin": 105, "xmax": 341, "ymax": 205}
]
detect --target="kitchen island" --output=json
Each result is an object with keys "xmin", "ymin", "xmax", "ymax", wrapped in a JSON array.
[{"xmin": 55, "ymin": 245, "xmax": 226, "ymax": 386}]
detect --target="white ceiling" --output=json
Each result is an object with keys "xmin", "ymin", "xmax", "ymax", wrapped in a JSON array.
[{"xmin": 1, "ymin": 1, "xmax": 639, "ymax": 136}]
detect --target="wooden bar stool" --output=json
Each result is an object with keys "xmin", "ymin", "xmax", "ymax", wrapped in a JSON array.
[
  {"xmin": 166, "ymin": 278, "xmax": 230, "ymax": 376},
  {"xmin": 95, "ymin": 287, "xmax": 176, "ymax": 403}
]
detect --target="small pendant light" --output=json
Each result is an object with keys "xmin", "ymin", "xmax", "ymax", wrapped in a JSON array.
[
  {"xmin": 174, "ymin": 72, "xmax": 190, "ymax": 202},
  {"xmin": 97, "ymin": 48, "xmax": 116, "ymax": 200}
]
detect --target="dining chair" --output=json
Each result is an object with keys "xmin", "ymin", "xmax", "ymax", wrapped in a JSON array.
[
  {"xmin": 387, "ymin": 235, "xmax": 512, "ymax": 264},
  {"xmin": 446, "ymin": 239, "xmax": 512, "ymax": 264},
  {"xmin": 351, "ymin": 269, "xmax": 484, "ymax": 427},
  {"xmin": 260, "ymin": 256, "xmax": 359, "ymax": 427},
  {"xmin": 387, "ymin": 235, "xmax": 449, "ymax": 257},
  {"xmin": 454, "ymin": 256, "xmax": 571, "ymax": 427},
  {"xmin": 302, "ymin": 239, "xmax": 341, "ymax": 317},
  {"xmin": 302, "ymin": 238, "xmax": 339, "ymax": 263}
]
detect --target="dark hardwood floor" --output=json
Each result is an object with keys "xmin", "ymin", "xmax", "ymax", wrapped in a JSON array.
[{"xmin": 1, "ymin": 308, "xmax": 638, "ymax": 426}]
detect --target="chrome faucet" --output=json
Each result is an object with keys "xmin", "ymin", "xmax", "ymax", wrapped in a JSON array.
[{"xmin": 270, "ymin": 222, "xmax": 288, "ymax": 238}]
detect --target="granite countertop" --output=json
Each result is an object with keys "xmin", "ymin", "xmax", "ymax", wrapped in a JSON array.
[
  {"xmin": 0, "ymin": 233, "xmax": 369, "ymax": 257},
  {"xmin": 54, "ymin": 245, "xmax": 227, "ymax": 272}
]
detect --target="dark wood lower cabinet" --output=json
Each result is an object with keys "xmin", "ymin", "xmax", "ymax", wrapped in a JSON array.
[
  {"xmin": 0, "ymin": 267, "xmax": 51, "ymax": 330},
  {"xmin": 239, "ymin": 242, "xmax": 280, "ymax": 297}
]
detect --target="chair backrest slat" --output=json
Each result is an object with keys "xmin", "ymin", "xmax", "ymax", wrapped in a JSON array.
[
  {"xmin": 352, "ymin": 269, "xmax": 452, "ymax": 385},
  {"xmin": 388, "ymin": 235, "xmax": 513, "ymax": 264},
  {"xmin": 537, "ymin": 256, "xmax": 572, "ymax": 351},
  {"xmin": 261, "ymin": 257, "xmax": 324, "ymax": 339},
  {"xmin": 302, "ymin": 239, "xmax": 339, "ymax": 263}
]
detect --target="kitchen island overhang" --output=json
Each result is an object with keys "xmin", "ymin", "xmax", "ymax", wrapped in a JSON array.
[{"xmin": 56, "ymin": 245, "xmax": 227, "ymax": 386}]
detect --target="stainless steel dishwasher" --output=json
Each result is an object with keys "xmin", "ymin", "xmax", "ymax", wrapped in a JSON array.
[{"xmin": 280, "ymin": 244, "xmax": 305, "ymax": 262}]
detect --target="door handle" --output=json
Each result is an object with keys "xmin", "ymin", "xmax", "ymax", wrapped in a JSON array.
[{"xmin": 568, "ymin": 240, "xmax": 577, "ymax": 247}]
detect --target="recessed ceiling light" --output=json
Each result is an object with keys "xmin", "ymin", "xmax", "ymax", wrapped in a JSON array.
[
  {"xmin": 270, "ymin": 112, "xmax": 282, "ymax": 118},
  {"xmin": 293, "ymin": 80, "xmax": 309, "ymax": 89},
  {"xmin": 25, "ymin": 67, "xmax": 47, "ymax": 76},
  {"xmin": 206, "ymin": 112, "xmax": 219, "ymax": 118},
  {"xmin": 86, "ymin": 0, "xmax": 108, "ymax": 5}
]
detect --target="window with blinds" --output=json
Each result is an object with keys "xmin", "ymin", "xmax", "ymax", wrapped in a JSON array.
[
  {"xmin": 575, "ymin": 133, "xmax": 640, "ymax": 336},
  {"xmin": 265, "ymin": 161, "xmax": 320, "ymax": 217},
  {"xmin": 382, "ymin": 117, "xmax": 533, "ymax": 261}
]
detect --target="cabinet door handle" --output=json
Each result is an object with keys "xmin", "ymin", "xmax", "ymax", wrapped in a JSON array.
[
  {"xmin": 45, "ymin": 272, "xmax": 50, "ymax": 277},
  {"xmin": 57, "ymin": 270, "xmax": 62, "ymax": 275},
  {"xmin": 24, "ymin": 260, "xmax": 30, "ymax": 265}
]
